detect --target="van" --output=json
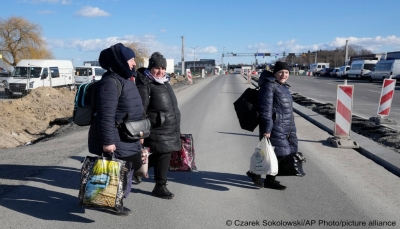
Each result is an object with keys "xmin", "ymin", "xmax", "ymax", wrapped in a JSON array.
[
  {"xmin": 233, "ymin": 68, "xmax": 242, "ymax": 74},
  {"xmin": 309, "ymin": 63, "xmax": 329, "ymax": 76},
  {"xmin": 347, "ymin": 60, "xmax": 377, "ymax": 79},
  {"xmin": 74, "ymin": 66, "xmax": 106, "ymax": 85},
  {"xmin": 370, "ymin": 59, "xmax": 400, "ymax": 82},
  {"xmin": 5, "ymin": 59, "xmax": 74, "ymax": 98},
  {"xmin": 336, "ymin": 65, "xmax": 351, "ymax": 78}
]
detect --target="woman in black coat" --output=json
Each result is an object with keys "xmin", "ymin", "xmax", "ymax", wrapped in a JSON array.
[
  {"xmin": 247, "ymin": 61, "xmax": 298, "ymax": 190},
  {"xmin": 135, "ymin": 52, "xmax": 181, "ymax": 199},
  {"xmin": 87, "ymin": 43, "xmax": 144, "ymax": 215}
]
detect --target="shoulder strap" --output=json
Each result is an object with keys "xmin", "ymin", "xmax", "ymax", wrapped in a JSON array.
[{"xmin": 109, "ymin": 74, "xmax": 122, "ymax": 98}]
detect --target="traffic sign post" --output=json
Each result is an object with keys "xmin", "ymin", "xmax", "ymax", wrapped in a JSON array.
[
  {"xmin": 369, "ymin": 78, "xmax": 397, "ymax": 125},
  {"xmin": 327, "ymin": 82, "xmax": 359, "ymax": 148},
  {"xmin": 186, "ymin": 69, "xmax": 193, "ymax": 85}
]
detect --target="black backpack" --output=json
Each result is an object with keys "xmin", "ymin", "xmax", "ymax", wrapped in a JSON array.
[{"xmin": 72, "ymin": 74, "xmax": 122, "ymax": 126}]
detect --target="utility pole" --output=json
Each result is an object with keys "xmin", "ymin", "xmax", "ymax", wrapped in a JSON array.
[
  {"xmin": 221, "ymin": 47, "xmax": 225, "ymax": 71},
  {"xmin": 345, "ymin": 40, "xmax": 349, "ymax": 65},
  {"xmin": 315, "ymin": 52, "xmax": 317, "ymax": 63},
  {"xmin": 181, "ymin": 36, "xmax": 185, "ymax": 76},
  {"xmin": 191, "ymin": 46, "xmax": 198, "ymax": 74}
]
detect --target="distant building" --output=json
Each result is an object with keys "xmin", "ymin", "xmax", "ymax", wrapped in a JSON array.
[
  {"xmin": 179, "ymin": 59, "xmax": 216, "ymax": 74},
  {"xmin": 83, "ymin": 61, "xmax": 100, "ymax": 66}
]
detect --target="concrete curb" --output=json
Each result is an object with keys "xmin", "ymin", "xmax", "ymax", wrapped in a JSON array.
[
  {"xmin": 246, "ymin": 74, "xmax": 400, "ymax": 177},
  {"xmin": 293, "ymin": 103, "xmax": 400, "ymax": 177}
]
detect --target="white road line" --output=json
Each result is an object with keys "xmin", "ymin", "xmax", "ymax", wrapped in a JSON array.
[{"xmin": 369, "ymin": 90, "xmax": 381, "ymax": 93}]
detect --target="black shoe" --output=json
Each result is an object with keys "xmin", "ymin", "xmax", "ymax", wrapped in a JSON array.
[
  {"xmin": 264, "ymin": 176, "xmax": 286, "ymax": 190},
  {"xmin": 111, "ymin": 206, "xmax": 132, "ymax": 216},
  {"xmin": 151, "ymin": 184, "xmax": 175, "ymax": 199},
  {"xmin": 133, "ymin": 175, "xmax": 142, "ymax": 184},
  {"xmin": 246, "ymin": 171, "xmax": 263, "ymax": 188}
]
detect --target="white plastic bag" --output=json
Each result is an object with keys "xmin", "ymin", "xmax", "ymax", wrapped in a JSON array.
[
  {"xmin": 249, "ymin": 137, "xmax": 278, "ymax": 175},
  {"xmin": 134, "ymin": 147, "xmax": 151, "ymax": 178}
]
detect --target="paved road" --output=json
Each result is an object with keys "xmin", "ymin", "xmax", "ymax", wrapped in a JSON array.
[
  {"xmin": 0, "ymin": 74, "xmax": 399, "ymax": 228},
  {"xmin": 282, "ymin": 75, "xmax": 400, "ymax": 131}
]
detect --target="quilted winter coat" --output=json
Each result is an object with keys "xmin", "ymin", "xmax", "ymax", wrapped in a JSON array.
[
  {"xmin": 88, "ymin": 44, "xmax": 144, "ymax": 158},
  {"xmin": 258, "ymin": 70, "xmax": 298, "ymax": 157},
  {"xmin": 135, "ymin": 67, "xmax": 181, "ymax": 154}
]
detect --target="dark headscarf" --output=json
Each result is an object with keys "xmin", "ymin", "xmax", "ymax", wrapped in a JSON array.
[{"xmin": 99, "ymin": 43, "xmax": 136, "ymax": 78}]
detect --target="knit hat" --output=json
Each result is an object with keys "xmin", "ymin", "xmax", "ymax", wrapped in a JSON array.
[
  {"xmin": 273, "ymin": 61, "xmax": 290, "ymax": 75},
  {"xmin": 121, "ymin": 46, "xmax": 135, "ymax": 61},
  {"xmin": 148, "ymin": 52, "xmax": 167, "ymax": 69}
]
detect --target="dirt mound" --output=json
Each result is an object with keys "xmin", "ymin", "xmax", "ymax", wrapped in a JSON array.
[
  {"xmin": 0, "ymin": 87, "xmax": 76, "ymax": 148},
  {"xmin": 0, "ymin": 76, "xmax": 187, "ymax": 149}
]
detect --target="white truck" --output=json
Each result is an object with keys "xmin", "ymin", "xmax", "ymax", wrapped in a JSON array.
[
  {"xmin": 5, "ymin": 59, "xmax": 75, "ymax": 98},
  {"xmin": 347, "ymin": 60, "xmax": 377, "ymax": 79},
  {"xmin": 309, "ymin": 63, "xmax": 329, "ymax": 76}
]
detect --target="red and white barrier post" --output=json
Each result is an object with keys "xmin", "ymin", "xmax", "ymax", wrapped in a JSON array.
[
  {"xmin": 328, "ymin": 80, "xmax": 359, "ymax": 148},
  {"xmin": 369, "ymin": 78, "xmax": 397, "ymax": 125},
  {"xmin": 186, "ymin": 69, "xmax": 193, "ymax": 85}
]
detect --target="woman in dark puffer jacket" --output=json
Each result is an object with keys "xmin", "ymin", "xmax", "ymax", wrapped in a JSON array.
[
  {"xmin": 135, "ymin": 52, "xmax": 181, "ymax": 199},
  {"xmin": 87, "ymin": 43, "xmax": 144, "ymax": 215},
  {"xmin": 247, "ymin": 61, "xmax": 298, "ymax": 190}
]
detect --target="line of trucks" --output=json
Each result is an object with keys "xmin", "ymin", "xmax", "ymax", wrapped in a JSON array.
[
  {"xmin": 0, "ymin": 59, "xmax": 106, "ymax": 98},
  {"xmin": 308, "ymin": 51, "xmax": 400, "ymax": 81}
]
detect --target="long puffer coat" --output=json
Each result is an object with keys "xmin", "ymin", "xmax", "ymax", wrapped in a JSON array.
[
  {"xmin": 135, "ymin": 68, "xmax": 181, "ymax": 153},
  {"xmin": 258, "ymin": 70, "xmax": 298, "ymax": 156},
  {"xmin": 88, "ymin": 44, "xmax": 144, "ymax": 158}
]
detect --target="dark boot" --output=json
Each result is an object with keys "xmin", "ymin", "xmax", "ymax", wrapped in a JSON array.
[
  {"xmin": 133, "ymin": 175, "xmax": 142, "ymax": 184},
  {"xmin": 112, "ymin": 206, "xmax": 132, "ymax": 216},
  {"xmin": 246, "ymin": 171, "xmax": 263, "ymax": 188},
  {"xmin": 151, "ymin": 184, "xmax": 175, "ymax": 199},
  {"xmin": 264, "ymin": 175, "xmax": 286, "ymax": 190}
]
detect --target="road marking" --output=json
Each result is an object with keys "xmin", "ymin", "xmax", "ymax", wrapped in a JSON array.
[{"xmin": 369, "ymin": 90, "xmax": 381, "ymax": 93}]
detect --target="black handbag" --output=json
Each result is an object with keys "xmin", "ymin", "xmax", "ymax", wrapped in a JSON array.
[
  {"xmin": 116, "ymin": 116, "xmax": 151, "ymax": 141},
  {"xmin": 278, "ymin": 152, "xmax": 306, "ymax": 177}
]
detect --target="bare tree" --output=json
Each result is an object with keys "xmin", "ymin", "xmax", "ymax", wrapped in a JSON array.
[
  {"xmin": 0, "ymin": 16, "xmax": 54, "ymax": 68},
  {"xmin": 123, "ymin": 42, "xmax": 149, "ymax": 68}
]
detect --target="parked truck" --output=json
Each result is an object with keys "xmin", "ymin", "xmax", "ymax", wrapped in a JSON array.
[
  {"xmin": 5, "ymin": 59, "xmax": 75, "ymax": 98},
  {"xmin": 309, "ymin": 63, "xmax": 329, "ymax": 76}
]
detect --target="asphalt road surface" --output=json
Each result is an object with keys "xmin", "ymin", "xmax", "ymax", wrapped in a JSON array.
[
  {"xmin": 0, "ymin": 74, "xmax": 399, "ymax": 229},
  {"xmin": 287, "ymin": 75, "xmax": 400, "ymax": 131}
]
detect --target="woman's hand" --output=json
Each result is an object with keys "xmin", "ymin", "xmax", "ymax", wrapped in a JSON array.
[
  {"xmin": 103, "ymin": 144, "xmax": 116, "ymax": 153},
  {"xmin": 263, "ymin": 133, "xmax": 271, "ymax": 138}
]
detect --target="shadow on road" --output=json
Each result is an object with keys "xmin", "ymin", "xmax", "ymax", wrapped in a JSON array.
[{"xmin": 0, "ymin": 164, "xmax": 94, "ymax": 223}]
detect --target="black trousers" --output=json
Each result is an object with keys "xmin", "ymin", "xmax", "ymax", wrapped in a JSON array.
[
  {"xmin": 119, "ymin": 153, "xmax": 143, "ymax": 172},
  {"xmin": 148, "ymin": 153, "xmax": 172, "ymax": 185}
]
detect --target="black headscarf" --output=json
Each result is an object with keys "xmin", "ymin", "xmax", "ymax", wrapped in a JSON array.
[{"xmin": 98, "ymin": 43, "xmax": 136, "ymax": 79}]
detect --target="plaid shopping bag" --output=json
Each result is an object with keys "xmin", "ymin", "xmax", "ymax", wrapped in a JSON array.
[{"xmin": 169, "ymin": 134, "xmax": 197, "ymax": 171}]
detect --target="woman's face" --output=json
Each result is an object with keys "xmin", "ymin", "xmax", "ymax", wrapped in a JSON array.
[
  {"xmin": 274, "ymin": 70, "xmax": 290, "ymax": 83},
  {"xmin": 150, "ymin": 67, "xmax": 166, "ymax": 78},
  {"xmin": 127, "ymin": 58, "xmax": 136, "ymax": 70}
]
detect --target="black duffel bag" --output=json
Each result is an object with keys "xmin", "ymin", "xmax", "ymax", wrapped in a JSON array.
[{"xmin": 278, "ymin": 152, "xmax": 306, "ymax": 177}]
